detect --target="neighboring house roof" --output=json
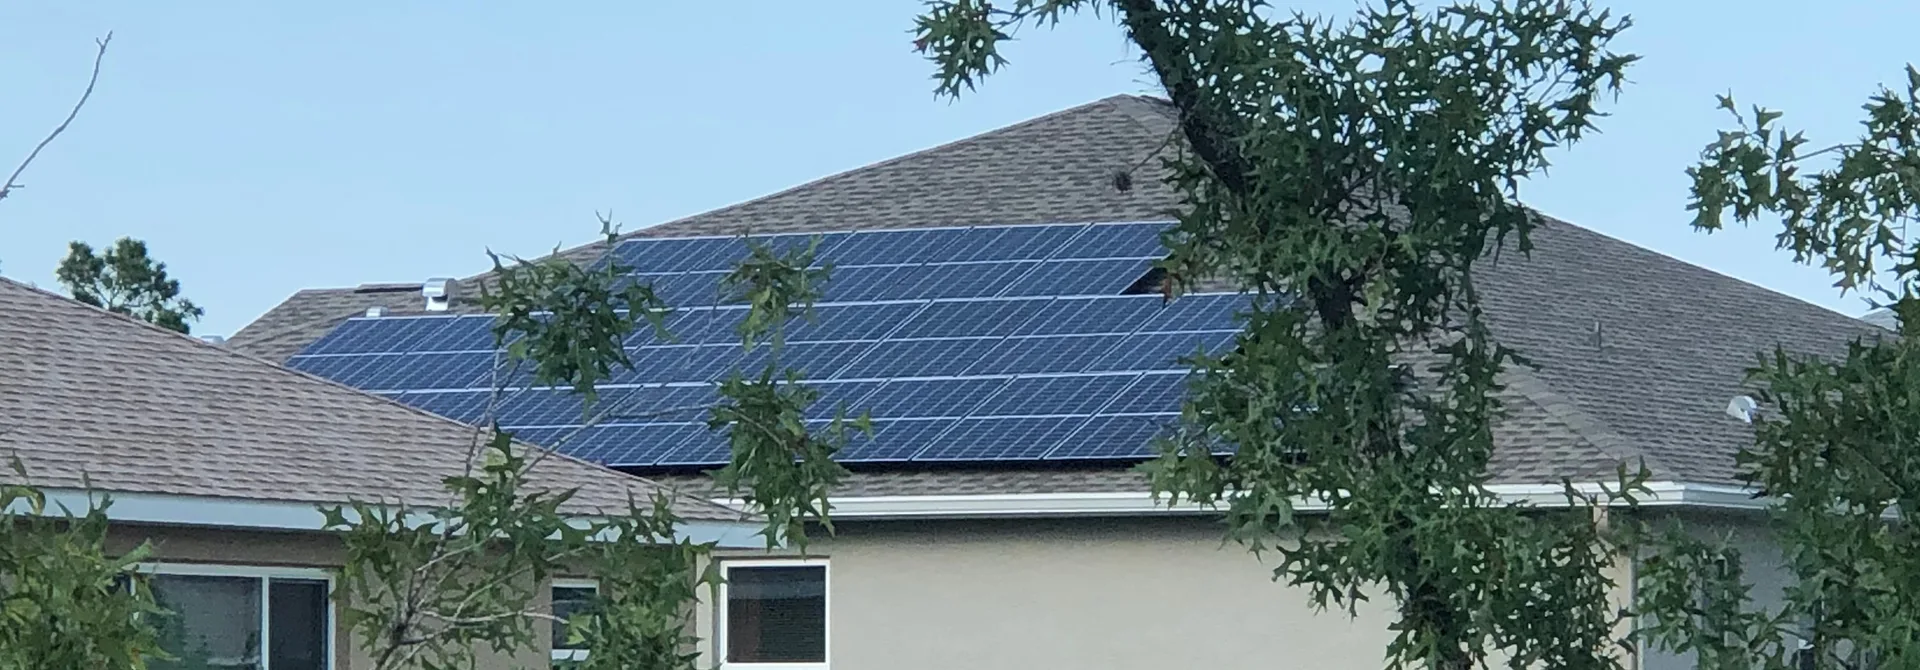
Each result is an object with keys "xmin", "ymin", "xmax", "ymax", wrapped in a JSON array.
[
  {"xmin": 230, "ymin": 94, "xmax": 1882, "ymax": 495},
  {"xmin": 0, "ymin": 277, "xmax": 739, "ymax": 522}
]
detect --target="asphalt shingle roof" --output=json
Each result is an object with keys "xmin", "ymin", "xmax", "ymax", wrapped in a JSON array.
[
  {"xmin": 0, "ymin": 278, "xmax": 738, "ymax": 521},
  {"xmin": 229, "ymin": 93, "xmax": 1882, "ymax": 493}
]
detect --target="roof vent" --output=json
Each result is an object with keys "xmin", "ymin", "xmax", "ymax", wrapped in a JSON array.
[
  {"xmin": 1725, "ymin": 395, "xmax": 1759, "ymax": 423},
  {"xmin": 365, "ymin": 306, "xmax": 385, "ymax": 318},
  {"xmin": 198, "ymin": 335, "xmax": 227, "ymax": 346},
  {"xmin": 423, "ymin": 278, "xmax": 456, "ymax": 312}
]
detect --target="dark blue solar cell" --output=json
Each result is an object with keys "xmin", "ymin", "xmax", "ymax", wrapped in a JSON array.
[
  {"xmin": 666, "ymin": 307, "xmax": 750, "ymax": 345},
  {"xmin": 787, "ymin": 303, "xmax": 926, "ymax": 342},
  {"xmin": 401, "ymin": 390, "xmax": 491, "ymax": 424},
  {"xmin": 1020, "ymin": 296, "xmax": 1163, "ymax": 336},
  {"xmin": 838, "ymin": 337, "xmax": 1004, "ymax": 379},
  {"xmin": 548, "ymin": 425, "xmax": 650, "ymax": 463},
  {"xmin": 652, "ymin": 426, "xmax": 731, "ymax": 467},
  {"xmin": 839, "ymin": 419, "xmax": 956, "ymax": 462},
  {"xmin": 1101, "ymin": 373, "xmax": 1188, "ymax": 414},
  {"xmin": 1056, "ymin": 222, "xmax": 1169, "ymax": 259},
  {"xmin": 810, "ymin": 380, "xmax": 884, "ymax": 415},
  {"xmin": 999, "ymin": 259, "xmax": 1152, "ymax": 297},
  {"xmin": 594, "ymin": 384, "xmax": 717, "ymax": 423},
  {"xmin": 1085, "ymin": 331, "xmax": 1236, "ymax": 372},
  {"xmin": 506, "ymin": 427, "xmax": 568, "ymax": 449},
  {"xmin": 913, "ymin": 416, "xmax": 1087, "ymax": 461},
  {"xmin": 498, "ymin": 389, "xmax": 587, "ymax": 427},
  {"xmin": 775, "ymin": 342, "xmax": 875, "ymax": 379},
  {"xmin": 304, "ymin": 354, "xmax": 409, "ymax": 388},
  {"xmin": 620, "ymin": 345, "xmax": 725, "ymax": 384},
  {"xmin": 642, "ymin": 272, "xmax": 732, "ymax": 307},
  {"xmin": 593, "ymin": 423, "xmax": 707, "ymax": 467},
  {"xmin": 890, "ymin": 298, "xmax": 1047, "ymax": 339},
  {"xmin": 1043, "ymin": 414, "xmax": 1173, "ymax": 460},
  {"xmin": 861, "ymin": 378, "xmax": 1008, "ymax": 418},
  {"xmin": 363, "ymin": 351, "xmax": 491, "ymax": 391},
  {"xmin": 972, "ymin": 374, "xmax": 1137, "ymax": 417},
  {"xmin": 912, "ymin": 262, "xmax": 1038, "ymax": 300},
  {"xmin": 613, "ymin": 237, "xmax": 736, "ymax": 273},
  {"xmin": 382, "ymin": 317, "xmax": 464, "ymax": 353},
  {"xmin": 430, "ymin": 316, "xmax": 501, "ymax": 352},
  {"xmin": 965, "ymin": 335, "xmax": 1128, "ymax": 375},
  {"xmin": 1141, "ymin": 293, "xmax": 1248, "ymax": 332},
  {"xmin": 945, "ymin": 224, "xmax": 1085, "ymax": 262},
  {"xmin": 825, "ymin": 228, "xmax": 970, "ymax": 266},
  {"xmin": 820, "ymin": 265, "xmax": 915, "ymax": 302}
]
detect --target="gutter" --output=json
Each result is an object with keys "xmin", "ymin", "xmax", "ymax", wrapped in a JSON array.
[
  {"xmin": 7, "ymin": 488, "xmax": 766, "ymax": 549},
  {"xmin": 751, "ymin": 481, "xmax": 1766, "ymax": 520}
]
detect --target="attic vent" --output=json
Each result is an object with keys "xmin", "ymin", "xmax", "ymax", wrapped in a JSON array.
[
  {"xmin": 355, "ymin": 282, "xmax": 422, "ymax": 294},
  {"xmin": 1725, "ymin": 395, "xmax": 1759, "ymax": 424},
  {"xmin": 423, "ymin": 278, "xmax": 456, "ymax": 312},
  {"xmin": 198, "ymin": 335, "xmax": 226, "ymax": 346},
  {"xmin": 365, "ymin": 306, "xmax": 385, "ymax": 318}
]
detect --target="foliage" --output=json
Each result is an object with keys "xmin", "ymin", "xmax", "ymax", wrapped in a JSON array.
[
  {"xmin": 55, "ymin": 238, "xmax": 204, "ymax": 334},
  {"xmin": 0, "ymin": 459, "xmax": 165, "ymax": 670},
  {"xmin": 918, "ymin": 1, "xmax": 1642, "ymax": 668},
  {"xmin": 1632, "ymin": 64, "xmax": 1920, "ymax": 670},
  {"xmin": 329, "ymin": 222, "xmax": 858, "ymax": 669}
]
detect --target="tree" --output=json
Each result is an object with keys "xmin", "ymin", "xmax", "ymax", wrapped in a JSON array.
[
  {"xmin": 327, "ymin": 219, "xmax": 857, "ymax": 670},
  {"xmin": 0, "ymin": 459, "xmax": 166, "ymax": 670},
  {"xmin": 56, "ymin": 238, "xmax": 205, "ymax": 334},
  {"xmin": 918, "ymin": 1, "xmax": 1643, "ymax": 668},
  {"xmin": 1631, "ymin": 65, "xmax": 1920, "ymax": 669}
]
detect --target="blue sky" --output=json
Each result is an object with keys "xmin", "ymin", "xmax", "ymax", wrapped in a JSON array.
[{"xmin": 1, "ymin": 2, "xmax": 1915, "ymax": 336}]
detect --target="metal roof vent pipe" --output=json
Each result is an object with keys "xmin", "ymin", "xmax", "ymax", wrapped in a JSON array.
[{"xmin": 423, "ymin": 278, "xmax": 456, "ymax": 312}]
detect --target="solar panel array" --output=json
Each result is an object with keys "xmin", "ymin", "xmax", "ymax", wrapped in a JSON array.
[{"xmin": 287, "ymin": 222, "xmax": 1246, "ymax": 468}]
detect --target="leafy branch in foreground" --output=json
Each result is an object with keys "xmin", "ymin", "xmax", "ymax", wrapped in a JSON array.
[
  {"xmin": 0, "ymin": 458, "xmax": 165, "ymax": 670},
  {"xmin": 1632, "ymin": 64, "xmax": 1920, "ymax": 669},
  {"xmin": 920, "ymin": 1, "xmax": 1642, "ymax": 668},
  {"xmin": 328, "ymin": 221, "xmax": 859, "ymax": 669}
]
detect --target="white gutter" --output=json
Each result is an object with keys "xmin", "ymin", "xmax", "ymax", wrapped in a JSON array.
[
  {"xmin": 781, "ymin": 481, "xmax": 1766, "ymax": 520},
  {"xmin": 7, "ymin": 488, "xmax": 765, "ymax": 549}
]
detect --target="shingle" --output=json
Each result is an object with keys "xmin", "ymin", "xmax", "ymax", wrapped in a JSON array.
[
  {"xmin": 0, "ymin": 278, "xmax": 739, "ymax": 521},
  {"xmin": 232, "ymin": 93, "xmax": 1885, "ymax": 495}
]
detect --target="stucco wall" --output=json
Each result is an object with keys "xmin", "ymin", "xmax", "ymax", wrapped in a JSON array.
[
  {"xmin": 706, "ymin": 516, "xmax": 1409, "ymax": 670},
  {"xmin": 107, "ymin": 524, "xmax": 550, "ymax": 670}
]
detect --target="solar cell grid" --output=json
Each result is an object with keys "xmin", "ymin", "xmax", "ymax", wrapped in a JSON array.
[
  {"xmin": 999, "ymin": 259, "xmax": 1152, "ymax": 297},
  {"xmin": 1055, "ymin": 222, "xmax": 1168, "ymax": 259},
  {"xmin": 837, "ymin": 337, "xmax": 1004, "ymax": 379},
  {"xmin": 1043, "ymin": 414, "xmax": 1173, "ymax": 460},
  {"xmin": 888, "ymin": 298, "xmax": 1046, "ymax": 339},
  {"xmin": 914, "ymin": 416, "xmax": 1087, "ymax": 461},
  {"xmin": 972, "ymin": 374, "xmax": 1138, "ymax": 417},
  {"xmin": 860, "ymin": 378, "xmax": 1007, "ymax": 418},
  {"xmin": 785, "ymin": 303, "xmax": 924, "ymax": 342},
  {"xmin": 1020, "ymin": 296, "xmax": 1162, "ymax": 336},
  {"xmin": 944, "ymin": 224, "xmax": 1084, "ymax": 262},
  {"xmin": 837, "ymin": 419, "xmax": 955, "ymax": 462},
  {"xmin": 1086, "ymin": 331, "xmax": 1237, "ymax": 372},
  {"xmin": 965, "ymin": 335, "xmax": 1129, "ymax": 376}
]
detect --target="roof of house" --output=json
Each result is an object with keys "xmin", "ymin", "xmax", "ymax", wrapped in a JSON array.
[
  {"xmin": 230, "ymin": 94, "xmax": 1882, "ymax": 494},
  {"xmin": 0, "ymin": 277, "xmax": 739, "ymax": 521}
]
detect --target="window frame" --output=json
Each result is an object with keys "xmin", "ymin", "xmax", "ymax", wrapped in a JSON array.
[
  {"xmin": 716, "ymin": 557, "xmax": 831, "ymax": 670},
  {"xmin": 138, "ymin": 562, "xmax": 337, "ymax": 670},
  {"xmin": 550, "ymin": 578, "xmax": 598, "ymax": 664}
]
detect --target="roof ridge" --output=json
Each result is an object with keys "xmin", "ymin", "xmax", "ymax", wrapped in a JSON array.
[{"xmin": 0, "ymin": 277, "xmax": 739, "ymax": 519}]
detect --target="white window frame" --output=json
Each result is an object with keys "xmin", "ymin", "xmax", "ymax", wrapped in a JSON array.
[
  {"xmin": 139, "ymin": 562, "xmax": 338, "ymax": 670},
  {"xmin": 717, "ymin": 557, "xmax": 831, "ymax": 670},
  {"xmin": 550, "ymin": 578, "xmax": 598, "ymax": 664}
]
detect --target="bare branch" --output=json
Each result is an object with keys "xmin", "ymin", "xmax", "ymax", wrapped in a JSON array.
[{"xmin": 1, "ymin": 32, "xmax": 112, "ymax": 204}]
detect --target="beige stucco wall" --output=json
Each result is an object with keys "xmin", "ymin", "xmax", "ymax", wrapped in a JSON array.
[
  {"xmin": 107, "ymin": 524, "xmax": 551, "ymax": 670},
  {"xmin": 706, "ymin": 516, "xmax": 1406, "ymax": 670},
  {"xmin": 1634, "ymin": 508, "xmax": 1790, "ymax": 670}
]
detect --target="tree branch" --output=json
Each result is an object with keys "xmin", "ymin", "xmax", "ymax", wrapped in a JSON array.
[{"xmin": 1, "ymin": 32, "xmax": 112, "ymax": 204}]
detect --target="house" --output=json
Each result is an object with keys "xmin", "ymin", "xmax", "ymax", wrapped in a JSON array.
[
  {"xmin": 0, "ymin": 276, "xmax": 761, "ymax": 669},
  {"xmin": 229, "ymin": 95, "xmax": 1881, "ymax": 670}
]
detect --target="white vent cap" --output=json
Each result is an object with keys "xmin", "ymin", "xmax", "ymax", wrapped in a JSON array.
[
  {"xmin": 423, "ymin": 278, "xmax": 456, "ymax": 312},
  {"xmin": 365, "ymin": 306, "xmax": 385, "ymax": 318},
  {"xmin": 1725, "ymin": 395, "xmax": 1759, "ymax": 423}
]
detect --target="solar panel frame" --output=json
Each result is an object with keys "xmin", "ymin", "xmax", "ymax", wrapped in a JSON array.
[{"xmin": 911, "ymin": 416, "xmax": 1089, "ymax": 462}]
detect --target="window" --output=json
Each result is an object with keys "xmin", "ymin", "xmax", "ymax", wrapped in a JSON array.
[
  {"xmin": 719, "ymin": 559, "xmax": 828, "ymax": 668},
  {"xmin": 550, "ymin": 580, "xmax": 597, "ymax": 666},
  {"xmin": 143, "ymin": 565, "xmax": 333, "ymax": 670}
]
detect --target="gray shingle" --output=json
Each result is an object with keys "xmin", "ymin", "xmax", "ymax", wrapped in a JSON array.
[
  {"xmin": 230, "ymin": 93, "xmax": 1883, "ymax": 493},
  {"xmin": 0, "ymin": 278, "xmax": 739, "ymax": 521}
]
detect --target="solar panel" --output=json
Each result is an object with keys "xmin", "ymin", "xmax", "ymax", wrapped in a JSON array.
[
  {"xmin": 971, "ymin": 374, "xmax": 1137, "ymax": 417},
  {"xmin": 999, "ymin": 259, "xmax": 1152, "ymax": 297},
  {"xmin": 294, "ymin": 220, "xmax": 1247, "ymax": 470},
  {"xmin": 965, "ymin": 335, "xmax": 1129, "ymax": 376},
  {"xmin": 1055, "ymin": 222, "xmax": 1168, "ymax": 259},
  {"xmin": 1042, "ymin": 414, "xmax": 1172, "ymax": 460},
  {"xmin": 914, "ymin": 416, "xmax": 1088, "ymax": 461}
]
